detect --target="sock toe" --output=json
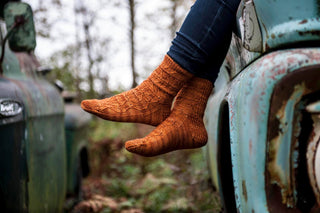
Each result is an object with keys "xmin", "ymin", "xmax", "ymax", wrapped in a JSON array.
[
  {"xmin": 81, "ymin": 99, "xmax": 98, "ymax": 112},
  {"xmin": 125, "ymin": 139, "xmax": 149, "ymax": 157}
]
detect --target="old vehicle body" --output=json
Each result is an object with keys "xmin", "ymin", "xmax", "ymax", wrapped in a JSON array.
[
  {"xmin": 64, "ymin": 96, "xmax": 91, "ymax": 196},
  {"xmin": 204, "ymin": 0, "xmax": 320, "ymax": 212},
  {"xmin": 0, "ymin": 1, "xmax": 90, "ymax": 212}
]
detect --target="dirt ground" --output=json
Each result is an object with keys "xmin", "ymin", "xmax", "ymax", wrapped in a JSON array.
[{"xmin": 69, "ymin": 121, "xmax": 221, "ymax": 213}]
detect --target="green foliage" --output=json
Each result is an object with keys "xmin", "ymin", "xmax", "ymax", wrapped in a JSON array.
[
  {"xmin": 107, "ymin": 179, "xmax": 131, "ymax": 198},
  {"xmin": 121, "ymin": 164, "xmax": 140, "ymax": 179},
  {"xmin": 143, "ymin": 185, "xmax": 176, "ymax": 212},
  {"xmin": 89, "ymin": 119, "xmax": 138, "ymax": 142},
  {"xmin": 78, "ymin": 121, "xmax": 221, "ymax": 212},
  {"xmin": 47, "ymin": 45, "xmax": 81, "ymax": 93},
  {"xmin": 145, "ymin": 159, "xmax": 173, "ymax": 177}
]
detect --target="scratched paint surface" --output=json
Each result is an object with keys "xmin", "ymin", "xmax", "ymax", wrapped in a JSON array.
[
  {"xmin": 267, "ymin": 83, "xmax": 305, "ymax": 207},
  {"xmin": 254, "ymin": 0, "xmax": 320, "ymax": 52},
  {"xmin": 205, "ymin": 48, "xmax": 320, "ymax": 212},
  {"xmin": 0, "ymin": 36, "xmax": 66, "ymax": 212}
]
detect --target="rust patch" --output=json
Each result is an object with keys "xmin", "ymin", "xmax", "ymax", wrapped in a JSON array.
[
  {"xmin": 265, "ymin": 43, "xmax": 271, "ymax": 52},
  {"xmin": 242, "ymin": 180, "xmax": 248, "ymax": 202},
  {"xmin": 249, "ymin": 139, "xmax": 253, "ymax": 156},
  {"xmin": 266, "ymin": 65, "xmax": 320, "ymax": 212},
  {"xmin": 306, "ymin": 114, "xmax": 320, "ymax": 205},
  {"xmin": 299, "ymin": 19, "xmax": 308, "ymax": 24},
  {"xmin": 271, "ymin": 34, "xmax": 276, "ymax": 39},
  {"xmin": 298, "ymin": 30, "xmax": 320, "ymax": 36},
  {"xmin": 262, "ymin": 22, "xmax": 269, "ymax": 39}
]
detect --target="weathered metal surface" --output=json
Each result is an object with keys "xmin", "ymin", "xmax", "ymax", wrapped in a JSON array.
[
  {"xmin": 4, "ymin": 2, "xmax": 36, "ymax": 51},
  {"xmin": 306, "ymin": 101, "xmax": 320, "ymax": 113},
  {"xmin": 1, "ymin": 43, "xmax": 23, "ymax": 78},
  {"xmin": 226, "ymin": 34, "xmax": 260, "ymax": 78},
  {"xmin": 267, "ymin": 83, "xmax": 306, "ymax": 208},
  {"xmin": 231, "ymin": 0, "xmax": 320, "ymax": 77},
  {"xmin": 204, "ymin": 65, "xmax": 230, "ymax": 194},
  {"xmin": 0, "ymin": 18, "xmax": 66, "ymax": 212},
  {"xmin": 205, "ymin": 48, "xmax": 320, "ymax": 212},
  {"xmin": 238, "ymin": 0, "xmax": 262, "ymax": 52},
  {"xmin": 306, "ymin": 112, "xmax": 320, "ymax": 206},
  {"xmin": 65, "ymin": 103, "xmax": 91, "ymax": 195},
  {"xmin": 266, "ymin": 65, "xmax": 320, "ymax": 212},
  {"xmin": 0, "ymin": 2, "xmax": 90, "ymax": 211},
  {"xmin": 314, "ymin": 138, "xmax": 320, "ymax": 202},
  {"xmin": 254, "ymin": 0, "xmax": 320, "ymax": 52}
]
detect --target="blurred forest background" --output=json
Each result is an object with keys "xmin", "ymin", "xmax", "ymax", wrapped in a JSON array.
[
  {"xmin": 25, "ymin": 0, "xmax": 196, "ymax": 99},
  {"xmin": 24, "ymin": 0, "xmax": 221, "ymax": 212}
]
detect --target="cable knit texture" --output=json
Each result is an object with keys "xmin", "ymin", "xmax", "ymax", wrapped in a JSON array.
[
  {"xmin": 125, "ymin": 77, "xmax": 213, "ymax": 157},
  {"xmin": 81, "ymin": 55, "xmax": 193, "ymax": 126}
]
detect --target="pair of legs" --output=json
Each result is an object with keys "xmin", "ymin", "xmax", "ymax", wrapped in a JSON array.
[{"xmin": 81, "ymin": 0, "xmax": 241, "ymax": 157}]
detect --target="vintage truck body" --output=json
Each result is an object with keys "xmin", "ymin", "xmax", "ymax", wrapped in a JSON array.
[
  {"xmin": 0, "ymin": 1, "xmax": 90, "ymax": 212},
  {"xmin": 204, "ymin": 0, "xmax": 320, "ymax": 212}
]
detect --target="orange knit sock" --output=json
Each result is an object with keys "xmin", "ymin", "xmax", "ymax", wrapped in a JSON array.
[
  {"xmin": 125, "ymin": 77, "xmax": 213, "ymax": 157},
  {"xmin": 81, "ymin": 55, "xmax": 193, "ymax": 126}
]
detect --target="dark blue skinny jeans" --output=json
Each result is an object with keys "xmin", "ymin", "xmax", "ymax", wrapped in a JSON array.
[{"xmin": 167, "ymin": 0, "xmax": 241, "ymax": 83}]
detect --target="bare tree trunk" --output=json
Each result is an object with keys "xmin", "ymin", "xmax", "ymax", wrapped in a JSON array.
[
  {"xmin": 129, "ymin": 0, "xmax": 137, "ymax": 88},
  {"xmin": 170, "ymin": 0, "xmax": 178, "ymax": 39},
  {"xmin": 83, "ymin": 23, "xmax": 95, "ymax": 98},
  {"xmin": 76, "ymin": 0, "xmax": 95, "ymax": 98},
  {"xmin": 74, "ymin": 0, "xmax": 82, "ymax": 100}
]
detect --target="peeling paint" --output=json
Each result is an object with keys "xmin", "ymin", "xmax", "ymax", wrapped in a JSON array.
[
  {"xmin": 306, "ymin": 113, "xmax": 320, "ymax": 205},
  {"xmin": 254, "ymin": 0, "xmax": 320, "ymax": 52},
  {"xmin": 268, "ymin": 83, "xmax": 306, "ymax": 207},
  {"xmin": 0, "ymin": 19, "xmax": 65, "ymax": 213},
  {"xmin": 299, "ymin": 19, "xmax": 308, "ymax": 24},
  {"xmin": 206, "ymin": 48, "xmax": 320, "ymax": 213}
]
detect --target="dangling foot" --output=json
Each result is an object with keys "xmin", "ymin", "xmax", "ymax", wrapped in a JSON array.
[
  {"xmin": 81, "ymin": 55, "xmax": 193, "ymax": 126},
  {"xmin": 125, "ymin": 77, "xmax": 213, "ymax": 156}
]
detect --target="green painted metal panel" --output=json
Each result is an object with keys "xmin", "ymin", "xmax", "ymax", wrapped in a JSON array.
[
  {"xmin": 27, "ymin": 116, "xmax": 66, "ymax": 212},
  {"xmin": 0, "ymin": 18, "xmax": 66, "ymax": 212},
  {"xmin": 64, "ymin": 103, "xmax": 91, "ymax": 195},
  {"xmin": 1, "ymin": 45, "xmax": 24, "ymax": 78},
  {"xmin": 3, "ymin": 2, "xmax": 36, "ymax": 51}
]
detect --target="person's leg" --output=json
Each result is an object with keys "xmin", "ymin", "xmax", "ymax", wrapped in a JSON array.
[
  {"xmin": 125, "ymin": 0, "xmax": 241, "ymax": 156},
  {"xmin": 168, "ymin": 0, "xmax": 240, "ymax": 82}
]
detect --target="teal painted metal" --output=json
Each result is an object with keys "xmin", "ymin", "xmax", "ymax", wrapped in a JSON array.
[
  {"xmin": 232, "ymin": 0, "xmax": 320, "ymax": 77},
  {"xmin": 254, "ymin": 0, "xmax": 320, "ymax": 52},
  {"xmin": 205, "ymin": 1, "xmax": 320, "ymax": 211},
  {"xmin": 205, "ymin": 48, "xmax": 320, "ymax": 212},
  {"xmin": 228, "ymin": 49, "xmax": 320, "ymax": 212}
]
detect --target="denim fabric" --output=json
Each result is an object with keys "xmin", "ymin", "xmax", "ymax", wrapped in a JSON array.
[{"xmin": 167, "ymin": 0, "xmax": 241, "ymax": 82}]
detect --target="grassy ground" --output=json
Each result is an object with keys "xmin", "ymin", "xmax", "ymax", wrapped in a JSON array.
[{"xmin": 71, "ymin": 118, "xmax": 221, "ymax": 213}]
